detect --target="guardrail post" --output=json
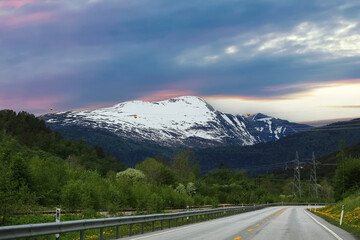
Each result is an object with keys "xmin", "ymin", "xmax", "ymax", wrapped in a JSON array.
[
  {"xmin": 129, "ymin": 224, "xmax": 133, "ymax": 236},
  {"xmin": 161, "ymin": 220, "xmax": 163, "ymax": 230},
  {"xmin": 141, "ymin": 223, "xmax": 144, "ymax": 234},
  {"xmin": 168, "ymin": 219, "xmax": 171, "ymax": 228},
  {"xmin": 340, "ymin": 205, "xmax": 345, "ymax": 225},
  {"xmin": 100, "ymin": 227, "xmax": 103, "ymax": 240},
  {"xmin": 116, "ymin": 226, "xmax": 120, "ymax": 239},
  {"xmin": 80, "ymin": 230, "xmax": 84, "ymax": 240},
  {"xmin": 182, "ymin": 217, "xmax": 184, "ymax": 225},
  {"xmin": 176, "ymin": 218, "xmax": 178, "ymax": 227},
  {"xmin": 152, "ymin": 221, "xmax": 155, "ymax": 232}
]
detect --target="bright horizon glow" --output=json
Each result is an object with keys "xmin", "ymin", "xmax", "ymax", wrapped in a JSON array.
[{"xmin": 204, "ymin": 80, "xmax": 360, "ymax": 122}]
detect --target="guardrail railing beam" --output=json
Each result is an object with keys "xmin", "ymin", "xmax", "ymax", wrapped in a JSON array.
[{"xmin": 0, "ymin": 203, "xmax": 327, "ymax": 240}]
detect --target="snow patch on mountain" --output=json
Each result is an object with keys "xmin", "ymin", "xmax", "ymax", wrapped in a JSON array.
[{"xmin": 41, "ymin": 96, "xmax": 311, "ymax": 148}]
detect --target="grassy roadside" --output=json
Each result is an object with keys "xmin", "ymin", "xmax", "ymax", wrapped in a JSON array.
[{"xmin": 312, "ymin": 191, "xmax": 360, "ymax": 238}]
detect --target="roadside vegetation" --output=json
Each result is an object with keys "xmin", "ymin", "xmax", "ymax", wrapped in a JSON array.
[
  {"xmin": 315, "ymin": 191, "xmax": 360, "ymax": 237},
  {"xmin": 314, "ymin": 147, "xmax": 360, "ymax": 237}
]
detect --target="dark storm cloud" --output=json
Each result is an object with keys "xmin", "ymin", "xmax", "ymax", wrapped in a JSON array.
[{"xmin": 1, "ymin": 0, "xmax": 360, "ymax": 114}]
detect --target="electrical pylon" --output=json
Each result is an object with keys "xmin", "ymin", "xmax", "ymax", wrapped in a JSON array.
[
  {"xmin": 309, "ymin": 152, "xmax": 318, "ymax": 198},
  {"xmin": 292, "ymin": 151, "xmax": 301, "ymax": 199}
]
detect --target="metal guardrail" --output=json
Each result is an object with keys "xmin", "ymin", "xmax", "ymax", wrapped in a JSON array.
[{"xmin": 0, "ymin": 202, "xmax": 326, "ymax": 240}]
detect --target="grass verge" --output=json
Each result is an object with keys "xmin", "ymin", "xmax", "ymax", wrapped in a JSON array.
[{"xmin": 311, "ymin": 190, "xmax": 360, "ymax": 238}]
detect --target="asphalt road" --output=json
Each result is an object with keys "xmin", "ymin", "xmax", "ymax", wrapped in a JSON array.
[{"xmin": 120, "ymin": 206, "xmax": 358, "ymax": 240}]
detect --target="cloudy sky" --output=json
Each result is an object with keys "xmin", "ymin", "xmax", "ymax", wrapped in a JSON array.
[{"xmin": 1, "ymin": 0, "xmax": 360, "ymax": 123}]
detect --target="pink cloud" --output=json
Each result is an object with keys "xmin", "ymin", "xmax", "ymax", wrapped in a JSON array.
[
  {"xmin": 168, "ymin": 78, "xmax": 205, "ymax": 90},
  {"xmin": 73, "ymin": 102, "xmax": 117, "ymax": 111},
  {"xmin": 0, "ymin": 95, "xmax": 63, "ymax": 112},
  {"xmin": 140, "ymin": 90, "xmax": 198, "ymax": 102},
  {"xmin": 202, "ymin": 94, "xmax": 265, "ymax": 101},
  {"xmin": 1, "ymin": 11, "xmax": 55, "ymax": 27},
  {"xmin": 0, "ymin": 0, "xmax": 35, "ymax": 8}
]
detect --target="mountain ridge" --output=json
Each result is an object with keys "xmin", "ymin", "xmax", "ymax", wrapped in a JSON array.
[{"xmin": 40, "ymin": 96, "xmax": 311, "ymax": 148}]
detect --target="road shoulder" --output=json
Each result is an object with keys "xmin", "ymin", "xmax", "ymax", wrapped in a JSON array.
[{"xmin": 306, "ymin": 209, "xmax": 359, "ymax": 240}]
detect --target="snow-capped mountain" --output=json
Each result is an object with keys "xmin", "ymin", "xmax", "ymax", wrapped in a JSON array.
[{"xmin": 40, "ymin": 96, "xmax": 311, "ymax": 148}]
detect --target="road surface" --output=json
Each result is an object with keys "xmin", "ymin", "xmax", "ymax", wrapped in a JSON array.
[{"xmin": 120, "ymin": 206, "xmax": 358, "ymax": 240}]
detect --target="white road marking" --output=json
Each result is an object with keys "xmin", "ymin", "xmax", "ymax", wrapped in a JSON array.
[{"xmin": 304, "ymin": 210, "xmax": 343, "ymax": 240}]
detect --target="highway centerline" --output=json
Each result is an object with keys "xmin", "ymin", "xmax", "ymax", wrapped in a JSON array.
[{"xmin": 232, "ymin": 207, "xmax": 287, "ymax": 239}]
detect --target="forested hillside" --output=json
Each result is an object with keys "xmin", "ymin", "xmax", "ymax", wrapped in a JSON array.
[
  {"xmin": 197, "ymin": 118, "xmax": 360, "ymax": 174},
  {"xmin": 0, "ymin": 110, "xmax": 125, "ymax": 174},
  {"xmin": 48, "ymin": 124, "xmax": 177, "ymax": 167},
  {"xmin": 1, "ymin": 110, "xmax": 359, "ymax": 229},
  {"xmin": 0, "ymin": 110, "xmax": 312, "ymax": 226},
  {"xmin": 43, "ymin": 114, "xmax": 360, "ymax": 174}
]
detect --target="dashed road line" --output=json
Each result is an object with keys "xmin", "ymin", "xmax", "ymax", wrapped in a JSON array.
[{"xmin": 232, "ymin": 208, "xmax": 287, "ymax": 240}]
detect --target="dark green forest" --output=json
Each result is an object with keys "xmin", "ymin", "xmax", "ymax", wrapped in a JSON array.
[
  {"xmin": 197, "ymin": 118, "xmax": 360, "ymax": 174},
  {"xmin": 1, "ymin": 110, "xmax": 360, "ymax": 226}
]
